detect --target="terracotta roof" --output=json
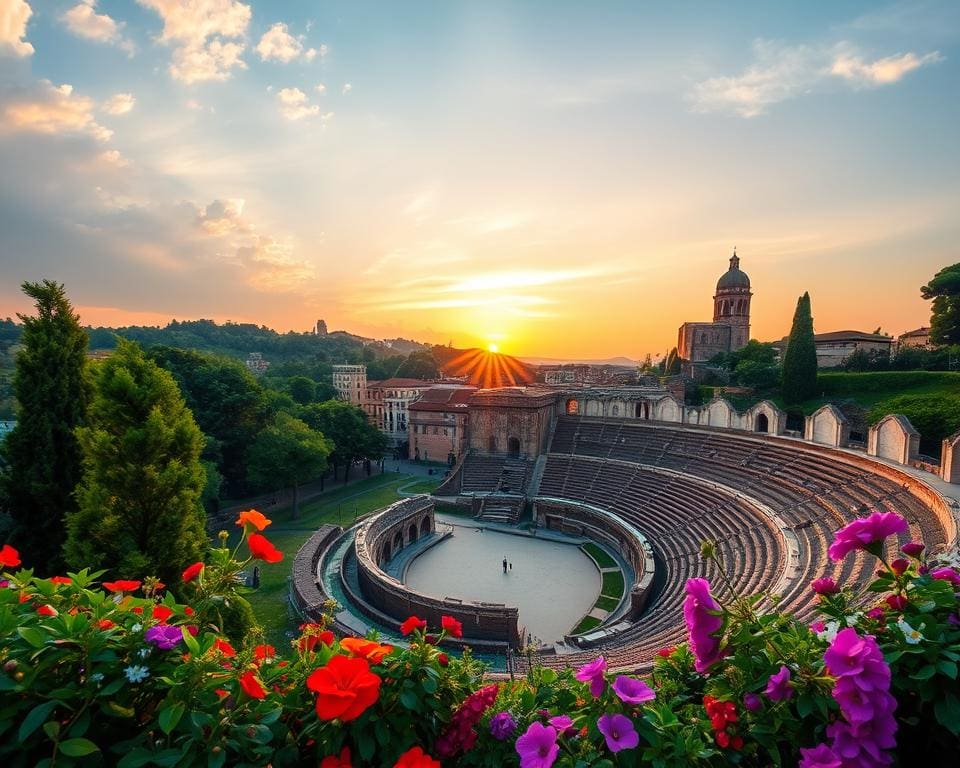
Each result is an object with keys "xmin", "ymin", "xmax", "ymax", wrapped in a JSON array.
[
  {"xmin": 813, "ymin": 330, "xmax": 893, "ymax": 343},
  {"xmin": 898, "ymin": 327, "xmax": 930, "ymax": 338},
  {"xmin": 368, "ymin": 378, "xmax": 433, "ymax": 388},
  {"xmin": 408, "ymin": 386, "xmax": 477, "ymax": 412}
]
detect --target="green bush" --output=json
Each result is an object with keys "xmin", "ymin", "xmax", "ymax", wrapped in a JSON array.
[
  {"xmin": 818, "ymin": 370, "xmax": 960, "ymax": 396},
  {"xmin": 868, "ymin": 393, "xmax": 960, "ymax": 455}
]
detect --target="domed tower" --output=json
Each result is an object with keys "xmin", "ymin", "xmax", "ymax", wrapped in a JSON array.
[{"xmin": 713, "ymin": 249, "xmax": 751, "ymax": 351}]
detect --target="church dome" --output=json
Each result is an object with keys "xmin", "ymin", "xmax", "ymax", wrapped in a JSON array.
[{"xmin": 716, "ymin": 251, "xmax": 750, "ymax": 291}]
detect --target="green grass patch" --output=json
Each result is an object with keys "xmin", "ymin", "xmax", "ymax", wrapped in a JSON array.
[
  {"xmin": 433, "ymin": 502, "xmax": 474, "ymax": 517},
  {"xmin": 601, "ymin": 570, "xmax": 625, "ymax": 599},
  {"xmin": 401, "ymin": 478, "xmax": 442, "ymax": 495},
  {"xmin": 572, "ymin": 615, "xmax": 601, "ymax": 635},
  {"xmin": 594, "ymin": 595, "xmax": 620, "ymax": 612},
  {"xmin": 582, "ymin": 542, "xmax": 616, "ymax": 568}
]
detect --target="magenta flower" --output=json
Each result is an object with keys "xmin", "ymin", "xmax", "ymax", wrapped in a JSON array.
[
  {"xmin": 931, "ymin": 567, "xmax": 960, "ymax": 587},
  {"xmin": 824, "ymin": 628, "xmax": 869, "ymax": 678},
  {"xmin": 901, "ymin": 541, "xmax": 924, "ymax": 558},
  {"xmin": 798, "ymin": 743, "xmax": 841, "ymax": 768},
  {"xmin": 574, "ymin": 656, "xmax": 607, "ymax": 698},
  {"xmin": 743, "ymin": 692, "xmax": 762, "ymax": 712},
  {"xmin": 597, "ymin": 713, "xmax": 639, "ymax": 753},
  {"xmin": 547, "ymin": 715, "xmax": 574, "ymax": 734},
  {"xmin": 885, "ymin": 594, "xmax": 908, "ymax": 611},
  {"xmin": 810, "ymin": 577, "xmax": 839, "ymax": 596},
  {"xmin": 765, "ymin": 665, "xmax": 793, "ymax": 701},
  {"xmin": 145, "ymin": 624, "xmax": 182, "ymax": 650},
  {"xmin": 827, "ymin": 512, "xmax": 908, "ymax": 561},
  {"xmin": 490, "ymin": 711, "xmax": 517, "ymax": 741},
  {"xmin": 865, "ymin": 607, "xmax": 886, "ymax": 621},
  {"xmin": 612, "ymin": 676, "xmax": 656, "ymax": 705},
  {"xmin": 515, "ymin": 722, "xmax": 559, "ymax": 768},
  {"xmin": 682, "ymin": 578, "xmax": 725, "ymax": 673},
  {"xmin": 890, "ymin": 558, "xmax": 909, "ymax": 576}
]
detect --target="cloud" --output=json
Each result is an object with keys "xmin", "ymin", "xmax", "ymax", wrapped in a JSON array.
[
  {"xmin": 136, "ymin": 0, "xmax": 250, "ymax": 83},
  {"xmin": 255, "ymin": 22, "xmax": 306, "ymax": 63},
  {"xmin": 236, "ymin": 235, "xmax": 314, "ymax": 291},
  {"xmin": 0, "ymin": 0, "xmax": 33, "ymax": 57},
  {"xmin": 341, "ymin": 82, "xmax": 353, "ymax": 95},
  {"xmin": 277, "ymin": 87, "xmax": 319, "ymax": 120},
  {"xmin": 97, "ymin": 149, "xmax": 129, "ymax": 167},
  {"xmin": 101, "ymin": 92, "xmax": 136, "ymax": 115},
  {"xmin": 197, "ymin": 197, "xmax": 247, "ymax": 235},
  {"xmin": 315, "ymin": 83, "xmax": 326, "ymax": 94},
  {"xmin": 690, "ymin": 39, "xmax": 944, "ymax": 117},
  {"xmin": 1, "ymin": 80, "xmax": 112, "ymax": 141},
  {"xmin": 62, "ymin": 1, "xmax": 135, "ymax": 54}
]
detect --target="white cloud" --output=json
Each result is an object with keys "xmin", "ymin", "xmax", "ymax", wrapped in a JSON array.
[
  {"xmin": 136, "ymin": 0, "xmax": 251, "ymax": 83},
  {"xmin": 256, "ymin": 22, "xmax": 301, "ymax": 62},
  {"xmin": 315, "ymin": 83, "xmax": 326, "ymax": 94},
  {"xmin": 1, "ymin": 80, "xmax": 112, "ymax": 141},
  {"xmin": 831, "ymin": 50, "xmax": 943, "ymax": 86},
  {"xmin": 197, "ymin": 197, "xmax": 247, "ymax": 235},
  {"xmin": 277, "ymin": 87, "xmax": 319, "ymax": 120},
  {"xmin": 0, "ymin": 0, "xmax": 33, "ymax": 57},
  {"xmin": 62, "ymin": 1, "xmax": 135, "ymax": 54},
  {"xmin": 97, "ymin": 149, "xmax": 129, "ymax": 167},
  {"xmin": 341, "ymin": 82, "xmax": 353, "ymax": 95},
  {"xmin": 237, "ymin": 235, "xmax": 314, "ymax": 291},
  {"xmin": 101, "ymin": 92, "xmax": 136, "ymax": 115}
]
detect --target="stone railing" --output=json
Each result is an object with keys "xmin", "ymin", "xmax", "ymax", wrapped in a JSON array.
[{"xmin": 289, "ymin": 524, "xmax": 342, "ymax": 618}]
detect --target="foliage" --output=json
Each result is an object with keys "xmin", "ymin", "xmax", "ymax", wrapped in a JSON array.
[
  {"xmin": 818, "ymin": 370, "xmax": 960, "ymax": 395},
  {"xmin": 781, "ymin": 292, "xmax": 817, "ymax": 404},
  {"xmin": 709, "ymin": 340, "xmax": 778, "ymax": 370},
  {"xmin": 395, "ymin": 351, "xmax": 440, "ymax": 380},
  {"xmin": 2, "ymin": 281, "xmax": 91, "ymax": 574},
  {"xmin": 298, "ymin": 400, "xmax": 389, "ymax": 482},
  {"xmin": 733, "ymin": 360, "xmax": 780, "ymax": 390},
  {"xmin": 868, "ymin": 393, "xmax": 960, "ymax": 455},
  {"xmin": 287, "ymin": 376, "xmax": 317, "ymax": 405},
  {"xmin": 64, "ymin": 339, "xmax": 207, "ymax": 586},
  {"xmin": 922, "ymin": 262, "xmax": 960, "ymax": 346},
  {"xmin": 664, "ymin": 348, "xmax": 681, "ymax": 375}
]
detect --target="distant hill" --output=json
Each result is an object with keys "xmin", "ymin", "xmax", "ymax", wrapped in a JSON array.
[
  {"xmin": 519, "ymin": 355, "xmax": 640, "ymax": 367},
  {"xmin": 433, "ymin": 345, "xmax": 536, "ymax": 388}
]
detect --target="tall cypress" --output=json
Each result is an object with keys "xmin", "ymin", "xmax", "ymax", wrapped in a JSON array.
[
  {"xmin": 2, "ymin": 281, "xmax": 90, "ymax": 573},
  {"xmin": 781, "ymin": 292, "xmax": 818, "ymax": 404}
]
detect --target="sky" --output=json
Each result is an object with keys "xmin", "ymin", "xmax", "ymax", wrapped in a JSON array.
[{"xmin": 0, "ymin": 0, "xmax": 958, "ymax": 359}]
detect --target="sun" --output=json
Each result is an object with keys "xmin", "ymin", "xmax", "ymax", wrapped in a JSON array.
[{"xmin": 487, "ymin": 343, "xmax": 499, "ymax": 353}]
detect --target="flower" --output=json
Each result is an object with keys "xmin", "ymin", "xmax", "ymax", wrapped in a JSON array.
[
  {"xmin": 515, "ymin": 722, "xmax": 559, "ymax": 768},
  {"xmin": 490, "ymin": 711, "xmax": 517, "ymax": 741},
  {"xmin": 547, "ymin": 715, "xmax": 574, "ymax": 734},
  {"xmin": 437, "ymin": 653, "xmax": 449, "ymax": 667},
  {"xmin": 574, "ymin": 656, "xmax": 607, "ymax": 698},
  {"xmin": 307, "ymin": 655, "xmax": 381, "ymax": 722},
  {"xmin": 0, "ymin": 544, "xmax": 21, "ymax": 568},
  {"xmin": 182, "ymin": 562, "xmax": 204, "ymax": 582},
  {"xmin": 597, "ymin": 713, "xmax": 639, "ymax": 753},
  {"xmin": 340, "ymin": 637, "xmax": 393, "ymax": 663},
  {"xmin": 400, "ymin": 615, "xmax": 427, "ymax": 636},
  {"xmin": 743, "ymin": 692, "xmax": 762, "ymax": 712},
  {"xmin": 36, "ymin": 604, "xmax": 58, "ymax": 617},
  {"xmin": 931, "ymin": 567, "xmax": 960, "ymax": 587},
  {"xmin": 827, "ymin": 512, "xmax": 908, "ymax": 561},
  {"xmin": 441, "ymin": 615, "xmax": 463, "ymax": 638},
  {"xmin": 145, "ymin": 624, "xmax": 183, "ymax": 650},
  {"xmin": 239, "ymin": 670, "xmax": 266, "ymax": 699},
  {"xmin": 436, "ymin": 684, "xmax": 497, "ymax": 758},
  {"xmin": 656, "ymin": 647, "xmax": 675, "ymax": 658},
  {"xmin": 152, "ymin": 605, "xmax": 174, "ymax": 622},
  {"xmin": 214, "ymin": 638, "xmax": 237, "ymax": 657},
  {"xmin": 765, "ymin": 665, "xmax": 793, "ymax": 701},
  {"xmin": 123, "ymin": 665, "xmax": 150, "ymax": 683},
  {"xmin": 810, "ymin": 577, "xmax": 839, "ymax": 596},
  {"xmin": 247, "ymin": 533, "xmax": 283, "ymax": 563},
  {"xmin": 901, "ymin": 541, "xmax": 925, "ymax": 558},
  {"xmin": 897, "ymin": 618, "xmax": 923, "ymax": 644},
  {"xmin": 866, "ymin": 606, "xmax": 886, "ymax": 620},
  {"xmin": 885, "ymin": 594, "xmax": 908, "ymax": 611},
  {"xmin": 103, "ymin": 580, "xmax": 141, "ymax": 593},
  {"xmin": 236, "ymin": 509, "xmax": 272, "ymax": 530},
  {"xmin": 50, "ymin": 576, "xmax": 72, "ymax": 585},
  {"xmin": 683, "ymin": 578, "xmax": 725, "ymax": 673},
  {"xmin": 97, "ymin": 619, "xmax": 115, "ymax": 630},
  {"xmin": 320, "ymin": 747, "xmax": 352, "ymax": 768},
  {"xmin": 798, "ymin": 744, "xmax": 841, "ymax": 768},
  {"xmin": 298, "ymin": 625, "xmax": 335, "ymax": 652},
  {"xmin": 253, "ymin": 644, "xmax": 276, "ymax": 663},
  {"xmin": 890, "ymin": 558, "xmax": 909, "ymax": 576},
  {"xmin": 394, "ymin": 747, "xmax": 441, "ymax": 768},
  {"xmin": 612, "ymin": 675, "xmax": 656, "ymax": 704}
]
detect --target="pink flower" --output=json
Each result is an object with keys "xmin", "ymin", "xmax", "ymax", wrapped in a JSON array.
[
  {"xmin": 901, "ymin": 541, "xmax": 925, "ymax": 558},
  {"xmin": 810, "ymin": 577, "xmax": 839, "ymax": 596},
  {"xmin": 765, "ymin": 665, "xmax": 793, "ymax": 701},
  {"xmin": 798, "ymin": 744, "xmax": 841, "ymax": 768},
  {"xmin": 827, "ymin": 512, "xmax": 908, "ymax": 561},
  {"xmin": 515, "ymin": 722, "xmax": 558, "ymax": 768},
  {"xmin": 865, "ymin": 607, "xmax": 886, "ymax": 620},
  {"xmin": 743, "ymin": 693, "xmax": 762, "ymax": 712},
  {"xmin": 612, "ymin": 676, "xmax": 655, "ymax": 704},
  {"xmin": 574, "ymin": 656, "xmax": 607, "ymax": 698},
  {"xmin": 683, "ymin": 578, "xmax": 725, "ymax": 673},
  {"xmin": 890, "ymin": 558, "xmax": 909, "ymax": 576},
  {"xmin": 809, "ymin": 620, "xmax": 826, "ymax": 634},
  {"xmin": 597, "ymin": 713, "xmax": 639, "ymax": 753},
  {"xmin": 885, "ymin": 594, "xmax": 908, "ymax": 611},
  {"xmin": 931, "ymin": 567, "xmax": 960, "ymax": 587},
  {"xmin": 547, "ymin": 715, "xmax": 574, "ymax": 734}
]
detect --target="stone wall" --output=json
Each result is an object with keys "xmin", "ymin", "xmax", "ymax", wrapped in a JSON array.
[
  {"xmin": 289, "ymin": 524, "xmax": 343, "ymax": 618},
  {"xmin": 467, "ymin": 391, "xmax": 556, "ymax": 457},
  {"xmin": 942, "ymin": 431, "xmax": 960, "ymax": 484},
  {"xmin": 868, "ymin": 414, "xmax": 920, "ymax": 466},
  {"xmin": 805, "ymin": 404, "xmax": 850, "ymax": 447}
]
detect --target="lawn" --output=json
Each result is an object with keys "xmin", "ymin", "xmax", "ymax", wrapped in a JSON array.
[
  {"xmin": 594, "ymin": 595, "xmax": 620, "ymax": 611},
  {"xmin": 401, "ymin": 478, "xmax": 442, "ymax": 495},
  {"xmin": 572, "ymin": 615, "xmax": 602, "ymax": 634},
  {"xmin": 582, "ymin": 542, "xmax": 617, "ymax": 568},
  {"xmin": 601, "ymin": 570, "xmax": 625, "ymax": 599}
]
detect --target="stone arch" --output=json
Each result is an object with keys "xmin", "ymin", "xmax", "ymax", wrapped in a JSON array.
[
  {"xmin": 507, "ymin": 436, "xmax": 521, "ymax": 457},
  {"xmin": 941, "ymin": 430, "xmax": 960, "ymax": 483},
  {"xmin": 756, "ymin": 413, "xmax": 769, "ymax": 433},
  {"xmin": 586, "ymin": 400, "xmax": 600, "ymax": 417},
  {"xmin": 392, "ymin": 530, "xmax": 403, "ymax": 552},
  {"xmin": 566, "ymin": 398, "xmax": 579, "ymax": 415},
  {"xmin": 804, "ymin": 404, "xmax": 849, "ymax": 447},
  {"xmin": 868, "ymin": 414, "xmax": 920, "ymax": 465},
  {"xmin": 407, "ymin": 523, "xmax": 418, "ymax": 544},
  {"xmin": 654, "ymin": 396, "xmax": 682, "ymax": 423},
  {"xmin": 420, "ymin": 516, "xmax": 431, "ymax": 537},
  {"xmin": 706, "ymin": 398, "xmax": 733, "ymax": 428},
  {"xmin": 382, "ymin": 541, "xmax": 392, "ymax": 562},
  {"xmin": 611, "ymin": 404, "xmax": 620, "ymax": 417}
]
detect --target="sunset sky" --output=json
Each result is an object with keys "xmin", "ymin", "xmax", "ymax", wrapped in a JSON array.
[{"xmin": 1, "ymin": 1, "xmax": 958, "ymax": 359}]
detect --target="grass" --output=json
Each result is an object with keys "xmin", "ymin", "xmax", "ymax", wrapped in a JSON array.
[
  {"xmin": 594, "ymin": 595, "xmax": 620, "ymax": 612},
  {"xmin": 601, "ymin": 570, "xmax": 625, "ymax": 599},
  {"xmin": 572, "ymin": 615, "xmax": 602, "ymax": 635},
  {"xmin": 401, "ymin": 478, "xmax": 442, "ymax": 495},
  {"xmin": 582, "ymin": 542, "xmax": 617, "ymax": 568}
]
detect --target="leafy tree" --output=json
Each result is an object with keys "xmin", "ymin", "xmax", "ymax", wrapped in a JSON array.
[
  {"xmin": 710, "ymin": 340, "xmax": 778, "ymax": 371},
  {"xmin": 395, "ymin": 351, "xmax": 439, "ymax": 380},
  {"xmin": 64, "ymin": 339, "xmax": 207, "ymax": 584},
  {"xmin": 922, "ymin": 263, "xmax": 960, "ymax": 346},
  {"xmin": 287, "ymin": 375, "xmax": 317, "ymax": 405},
  {"xmin": 299, "ymin": 400, "xmax": 389, "ymax": 483},
  {"xmin": 2, "ymin": 281, "xmax": 91, "ymax": 573},
  {"xmin": 665, "ymin": 347, "xmax": 682, "ymax": 375},
  {"xmin": 246, "ymin": 413, "xmax": 332, "ymax": 518},
  {"xmin": 781, "ymin": 292, "xmax": 818, "ymax": 404},
  {"xmin": 734, "ymin": 360, "xmax": 780, "ymax": 389},
  {"xmin": 366, "ymin": 355, "xmax": 405, "ymax": 381}
]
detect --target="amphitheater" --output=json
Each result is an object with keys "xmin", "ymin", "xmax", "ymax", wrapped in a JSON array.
[{"xmin": 292, "ymin": 395, "xmax": 959, "ymax": 673}]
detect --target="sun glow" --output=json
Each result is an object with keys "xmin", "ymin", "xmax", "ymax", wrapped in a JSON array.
[{"xmin": 488, "ymin": 343, "xmax": 499, "ymax": 353}]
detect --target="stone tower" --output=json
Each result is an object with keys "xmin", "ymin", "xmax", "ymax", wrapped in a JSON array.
[
  {"xmin": 316, "ymin": 319, "xmax": 328, "ymax": 336},
  {"xmin": 713, "ymin": 249, "xmax": 751, "ymax": 351}
]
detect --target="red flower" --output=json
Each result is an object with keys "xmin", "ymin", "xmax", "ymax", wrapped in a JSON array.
[
  {"xmin": 0, "ymin": 544, "xmax": 20, "ymax": 568},
  {"xmin": 152, "ymin": 605, "xmax": 174, "ymax": 622},
  {"xmin": 441, "ymin": 615, "xmax": 463, "ymax": 639},
  {"xmin": 437, "ymin": 653, "xmax": 449, "ymax": 667},
  {"xmin": 184, "ymin": 606, "xmax": 195, "ymax": 616},
  {"xmin": 254, "ymin": 644, "xmax": 276, "ymax": 663},
  {"xmin": 400, "ymin": 616, "xmax": 427, "ymax": 636},
  {"xmin": 131, "ymin": 606, "xmax": 143, "ymax": 615},
  {"xmin": 657, "ymin": 647, "xmax": 676, "ymax": 658},
  {"xmin": 214, "ymin": 688, "xmax": 229, "ymax": 698},
  {"xmin": 321, "ymin": 747, "xmax": 352, "ymax": 768},
  {"xmin": 394, "ymin": 746, "xmax": 441, "ymax": 768},
  {"xmin": 248, "ymin": 533, "xmax": 283, "ymax": 563},
  {"xmin": 297, "ymin": 624, "xmax": 335, "ymax": 652},
  {"xmin": 239, "ymin": 670, "xmax": 267, "ymax": 699},
  {"xmin": 103, "ymin": 580, "xmax": 141, "ymax": 593},
  {"xmin": 716, "ymin": 731, "xmax": 730, "ymax": 749},
  {"xmin": 50, "ymin": 576, "xmax": 72, "ymax": 585},
  {"xmin": 182, "ymin": 562, "xmax": 205, "ymax": 582},
  {"xmin": 214, "ymin": 638, "xmax": 237, "ymax": 657},
  {"xmin": 340, "ymin": 637, "xmax": 393, "ymax": 664},
  {"xmin": 306, "ymin": 655, "xmax": 381, "ymax": 722},
  {"xmin": 186, "ymin": 625, "xmax": 198, "ymax": 636},
  {"xmin": 886, "ymin": 594, "xmax": 908, "ymax": 611},
  {"xmin": 36, "ymin": 604, "xmax": 58, "ymax": 617},
  {"xmin": 236, "ymin": 509, "xmax": 272, "ymax": 531},
  {"xmin": 98, "ymin": 619, "xmax": 115, "ymax": 630}
]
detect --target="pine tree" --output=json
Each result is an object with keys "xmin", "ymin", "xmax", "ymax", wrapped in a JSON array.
[
  {"xmin": 64, "ymin": 339, "xmax": 207, "ymax": 584},
  {"xmin": 2, "ymin": 281, "xmax": 90, "ymax": 573},
  {"xmin": 781, "ymin": 292, "xmax": 818, "ymax": 404}
]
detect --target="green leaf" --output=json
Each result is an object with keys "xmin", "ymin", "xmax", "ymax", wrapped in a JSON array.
[
  {"xmin": 59, "ymin": 738, "xmax": 100, "ymax": 757},
  {"xmin": 913, "ymin": 665, "xmax": 937, "ymax": 680},
  {"xmin": 399, "ymin": 689, "xmax": 419, "ymax": 710},
  {"xmin": 102, "ymin": 701, "xmax": 135, "ymax": 718},
  {"xmin": 42, "ymin": 721, "xmax": 60, "ymax": 740},
  {"xmin": 117, "ymin": 748, "xmax": 157, "ymax": 768},
  {"xmin": 18, "ymin": 700, "xmax": 59, "ymax": 742},
  {"xmin": 158, "ymin": 702, "xmax": 185, "ymax": 735},
  {"xmin": 937, "ymin": 660, "xmax": 958, "ymax": 679},
  {"xmin": 17, "ymin": 627, "xmax": 46, "ymax": 648},
  {"xmin": 934, "ymin": 693, "xmax": 960, "ymax": 735},
  {"xmin": 420, "ymin": 675, "xmax": 437, "ymax": 694}
]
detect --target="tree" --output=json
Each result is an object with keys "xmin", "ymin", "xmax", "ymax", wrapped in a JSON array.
[
  {"xmin": 781, "ymin": 292, "xmax": 818, "ymax": 404},
  {"xmin": 922, "ymin": 263, "xmax": 960, "ymax": 346},
  {"xmin": 64, "ymin": 339, "xmax": 207, "ymax": 584},
  {"xmin": 287, "ymin": 375, "xmax": 317, "ymax": 405},
  {"xmin": 246, "ymin": 413, "xmax": 332, "ymax": 518},
  {"xmin": 2, "ymin": 281, "xmax": 91, "ymax": 573},
  {"xmin": 734, "ymin": 360, "xmax": 780, "ymax": 390},
  {"xmin": 299, "ymin": 400, "xmax": 389, "ymax": 483},
  {"xmin": 665, "ymin": 347, "xmax": 682, "ymax": 375},
  {"xmin": 394, "ymin": 351, "xmax": 439, "ymax": 380}
]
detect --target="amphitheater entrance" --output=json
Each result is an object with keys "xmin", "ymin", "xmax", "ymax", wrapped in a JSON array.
[
  {"xmin": 407, "ymin": 523, "xmax": 418, "ymax": 544},
  {"xmin": 756, "ymin": 413, "xmax": 769, "ymax": 433},
  {"xmin": 635, "ymin": 402, "xmax": 650, "ymax": 419},
  {"xmin": 507, "ymin": 437, "xmax": 521, "ymax": 458},
  {"xmin": 420, "ymin": 517, "xmax": 430, "ymax": 537}
]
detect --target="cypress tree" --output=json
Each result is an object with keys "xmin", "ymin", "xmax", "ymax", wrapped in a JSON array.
[
  {"xmin": 64, "ymin": 339, "xmax": 207, "ymax": 584},
  {"xmin": 781, "ymin": 292, "xmax": 818, "ymax": 404},
  {"xmin": 2, "ymin": 281, "xmax": 90, "ymax": 573}
]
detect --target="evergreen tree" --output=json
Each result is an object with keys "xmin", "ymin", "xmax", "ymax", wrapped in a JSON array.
[
  {"xmin": 2, "ymin": 281, "xmax": 90, "ymax": 573},
  {"xmin": 64, "ymin": 339, "xmax": 207, "ymax": 584},
  {"xmin": 921, "ymin": 263, "xmax": 960, "ymax": 346},
  {"xmin": 781, "ymin": 292, "xmax": 818, "ymax": 404}
]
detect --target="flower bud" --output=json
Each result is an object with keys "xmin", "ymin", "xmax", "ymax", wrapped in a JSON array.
[{"xmin": 700, "ymin": 540, "xmax": 716, "ymax": 559}]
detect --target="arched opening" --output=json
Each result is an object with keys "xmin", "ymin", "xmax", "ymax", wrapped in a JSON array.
[
  {"xmin": 408, "ymin": 523, "xmax": 418, "ymax": 544},
  {"xmin": 611, "ymin": 404, "xmax": 620, "ymax": 416},
  {"xmin": 382, "ymin": 542, "xmax": 392, "ymax": 562},
  {"xmin": 420, "ymin": 517, "xmax": 431, "ymax": 537},
  {"xmin": 393, "ymin": 531, "xmax": 403, "ymax": 552},
  {"xmin": 634, "ymin": 402, "xmax": 643, "ymax": 418},
  {"xmin": 507, "ymin": 436, "xmax": 521, "ymax": 458},
  {"xmin": 566, "ymin": 399, "xmax": 578, "ymax": 414},
  {"xmin": 756, "ymin": 413, "xmax": 769, "ymax": 433},
  {"xmin": 487, "ymin": 435, "xmax": 497, "ymax": 453}
]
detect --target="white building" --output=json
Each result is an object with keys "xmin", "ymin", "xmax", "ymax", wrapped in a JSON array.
[{"xmin": 332, "ymin": 364, "xmax": 368, "ymax": 406}]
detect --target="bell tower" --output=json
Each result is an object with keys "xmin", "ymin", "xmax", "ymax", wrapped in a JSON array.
[{"xmin": 713, "ymin": 248, "xmax": 752, "ymax": 351}]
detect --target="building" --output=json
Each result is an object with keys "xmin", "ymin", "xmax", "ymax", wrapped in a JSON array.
[
  {"xmin": 772, "ymin": 330, "xmax": 894, "ymax": 369},
  {"xmin": 332, "ymin": 364, "xmax": 367, "ymax": 405},
  {"xmin": 407, "ymin": 385, "xmax": 477, "ymax": 463},
  {"xmin": 365, "ymin": 378, "xmax": 433, "ymax": 447},
  {"xmin": 315, "ymin": 319, "xmax": 328, "ymax": 336},
  {"xmin": 244, "ymin": 352, "xmax": 270, "ymax": 375},
  {"xmin": 897, "ymin": 327, "xmax": 931, "ymax": 350},
  {"xmin": 677, "ymin": 250, "xmax": 752, "ymax": 363}
]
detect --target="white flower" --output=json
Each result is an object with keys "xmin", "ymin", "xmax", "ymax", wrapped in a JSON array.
[
  {"xmin": 897, "ymin": 618, "xmax": 923, "ymax": 645},
  {"xmin": 123, "ymin": 665, "xmax": 150, "ymax": 684},
  {"xmin": 90, "ymin": 672, "xmax": 104, "ymax": 684},
  {"xmin": 138, "ymin": 647, "xmax": 151, "ymax": 658},
  {"xmin": 130, "ymin": 623, "xmax": 142, "ymax": 632},
  {"xmin": 816, "ymin": 620, "xmax": 841, "ymax": 643}
]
